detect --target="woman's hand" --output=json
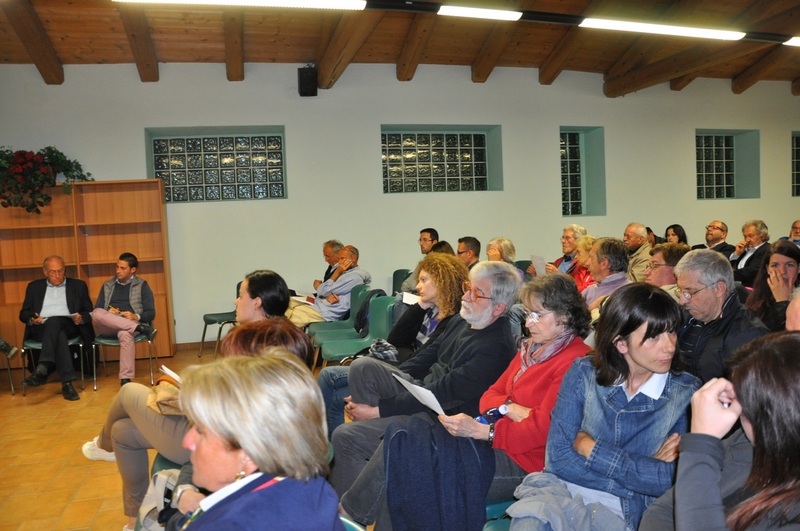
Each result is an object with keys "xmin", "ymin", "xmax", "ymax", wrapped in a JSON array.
[
  {"xmin": 439, "ymin": 413, "xmax": 491, "ymax": 440},
  {"xmin": 652, "ymin": 433, "xmax": 681, "ymax": 462},
  {"xmin": 343, "ymin": 396, "xmax": 379, "ymax": 421},
  {"xmin": 767, "ymin": 267, "xmax": 793, "ymax": 302},
  {"xmin": 573, "ymin": 431, "xmax": 596, "ymax": 458},
  {"xmin": 690, "ymin": 377, "xmax": 742, "ymax": 438},
  {"xmin": 178, "ymin": 489, "xmax": 205, "ymax": 514},
  {"xmin": 505, "ymin": 402, "xmax": 532, "ymax": 422},
  {"xmin": 526, "ymin": 264, "xmax": 538, "ymax": 277}
]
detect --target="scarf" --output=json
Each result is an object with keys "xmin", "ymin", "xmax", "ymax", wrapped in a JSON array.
[{"xmin": 514, "ymin": 330, "xmax": 576, "ymax": 383}]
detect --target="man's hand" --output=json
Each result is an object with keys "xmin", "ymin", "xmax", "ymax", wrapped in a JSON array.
[
  {"xmin": 71, "ymin": 314, "xmax": 83, "ymax": 325},
  {"xmin": 526, "ymin": 264, "xmax": 538, "ymax": 277},
  {"xmin": 325, "ymin": 294, "xmax": 340, "ymax": 304},
  {"xmin": 313, "ymin": 279, "xmax": 322, "ymax": 290},
  {"xmin": 690, "ymin": 377, "xmax": 741, "ymax": 438},
  {"xmin": 653, "ymin": 433, "xmax": 681, "ymax": 462},
  {"xmin": 109, "ymin": 306, "xmax": 121, "ymax": 315},
  {"xmin": 544, "ymin": 263, "xmax": 559, "ymax": 274},
  {"xmin": 733, "ymin": 239, "xmax": 748, "ymax": 256},
  {"xmin": 344, "ymin": 396, "xmax": 379, "ymax": 421},
  {"xmin": 31, "ymin": 314, "xmax": 44, "ymax": 325},
  {"xmin": 338, "ymin": 257, "xmax": 354, "ymax": 272},
  {"xmin": 573, "ymin": 431, "xmax": 596, "ymax": 458},
  {"xmin": 120, "ymin": 311, "xmax": 138, "ymax": 321},
  {"xmin": 505, "ymin": 402, "xmax": 532, "ymax": 422},
  {"xmin": 767, "ymin": 268, "xmax": 793, "ymax": 302},
  {"xmin": 439, "ymin": 413, "xmax": 490, "ymax": 440},
  {"xmin": 177, "ymin": 489, "xmax": 205, "ymax": 514}
]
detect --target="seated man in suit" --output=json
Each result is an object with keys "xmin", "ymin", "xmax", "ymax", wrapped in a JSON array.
[
  {"xmin": 90, "ymin": 252, "xmax": 156, "ymax": 386},
  {"xmin": 691, "ymin": 220, "xmax": 736, "ymax": 256},
  {"xmin": 728, "ymin": 219, "xmax": 770, "ymax": 288},
  {"xmin": 20, "ymin": 255, "xmax": 94, "ymax": 400}
]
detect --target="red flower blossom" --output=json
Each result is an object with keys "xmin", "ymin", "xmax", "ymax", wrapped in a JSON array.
[{"xmin": 39, "ymin": 167, "xmax": 49, "ymax": 174}]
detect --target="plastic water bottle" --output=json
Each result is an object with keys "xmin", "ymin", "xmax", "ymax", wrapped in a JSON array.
[{"xmin": 475, "ymin": 404, "xmax": 509, "ymax": 424}]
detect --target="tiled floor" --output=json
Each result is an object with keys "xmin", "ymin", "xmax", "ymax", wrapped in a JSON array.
[{"xmin": 0, "ymin": 348, "xmax": 207, "ymax": 531}]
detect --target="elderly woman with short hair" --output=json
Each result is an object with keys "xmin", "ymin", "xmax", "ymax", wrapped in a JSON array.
[{"xmin": 175, "ymin": 352, "xmax": 344, "ymax": 530}]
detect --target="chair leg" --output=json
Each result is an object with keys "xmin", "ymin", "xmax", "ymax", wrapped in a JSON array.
[
  {"xmin": 311, "ymin": 346, "xmax": 321, "ymax": 371},
  {"xmin": 92, "ymin": 344, "xmax": 98, "ymax": 391},
  {"xmin": 101, "ymin": 345, "xmax": 108, "ymax": 377},
  {"xmin": 147, "ymin": 336, "xmax": 158, "ymax": 386},
  {"xmin": 4, "ymin": 352, "xmax": 14, "ymax": 396},
  {"xmin": 212, "ymin": 323, "xmax": 232, "ymax": 362},
  {"xmin": 198, "ymin": 323, "xmax": 208, "ymax": 358},
  {"xmin": 78, "ymin": 342, "xmax": 85, "ymax": 391},
  {"xmin": 21, "ymin": 348, "xmax": 28, "ymax": 397}
]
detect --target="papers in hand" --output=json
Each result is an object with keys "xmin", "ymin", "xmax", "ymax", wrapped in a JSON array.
[
  {"xmin": 530, "ymin": 255, "xmax": 548, "ymax": 276},
  {"xmin": 392, "ymin": 374, "xmax": 444, "ymax": 415},
  {"xmin": 159, "ymin": 365, "xmax": 181, "ymax": 385},
  {"xmin": 402, "ymin": 292, "xmax": 420, "ymax": 305}
]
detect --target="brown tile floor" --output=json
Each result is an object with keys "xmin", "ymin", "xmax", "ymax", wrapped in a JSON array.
[{"xmin": 0, "ymin": 348, "xmax": 209, "ymax": 531}]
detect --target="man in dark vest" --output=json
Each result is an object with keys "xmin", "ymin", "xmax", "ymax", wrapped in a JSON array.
[{"xmin": 91, "ymin": 252, "xmax": 156, "ymax": 386}]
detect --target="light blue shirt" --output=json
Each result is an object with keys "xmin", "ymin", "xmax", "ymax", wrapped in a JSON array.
[{"xmin": 40, "ymin": 279, "xmax": 71, "ymax": 318}]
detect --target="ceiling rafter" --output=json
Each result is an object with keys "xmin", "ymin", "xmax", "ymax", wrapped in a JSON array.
[
  {"xmin": 317, "ymin": 10, "xmax": 384, "ymax": 89},
  {"xmin": 223, "ymin": 9, "xmax": 244, "ymax": 81},
  {"xmin": 472, "ymin": 20, "xmax": 519, "ymax": 83},
  {"xmin": 117, "ymin": 4, "xmax": 159, "ymax": 83},
  {"xmin": 396, "ymin": 13, "xmax": 436, "ymax": 81},
  {"xmin": 1, "ymin": 0, "xmax": 63, "ymax": 85},
  {"xmin": 732, "ymin": 45, "xmax": 791, "ymax": 94},
  {"xmin": 792, "ymin": 77, "xmax": 800, "ymax": 96},
  {"xmin": 604, "ymin": 41, "xmax": 773, "ymax": 97}
]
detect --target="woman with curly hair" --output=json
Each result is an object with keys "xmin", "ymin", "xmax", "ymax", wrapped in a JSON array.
[
  {"xmin": 745, "ymin": 240, "xmax": 800, "ymax": 331},
  {"xmin": 317, "ymin": 252, "xmax": 469, "ymax": 437}
]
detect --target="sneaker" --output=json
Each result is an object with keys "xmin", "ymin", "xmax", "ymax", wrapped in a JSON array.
[{"xmin": 82, "ymin": 436, "xmax": 116, "ymax": 462}]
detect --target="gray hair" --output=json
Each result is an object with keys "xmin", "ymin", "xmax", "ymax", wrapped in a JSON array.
[
  {"xmin": 674, "ymin": 249, "xmax": 735, "ymax": 295},
  {"xmin": 43, "ymin": 255, "xmax": 65, "ymax": 269},
  {"xmin": 743, "ymin": 220, "xmax": 769, "ymax": 241},
  {"xmin": 469, "ymin": 260, "xmax": 521, "ymax": 314},
  {"xmin": 487, "ymin": 237, "xmax": 517, "ymax": 263},
  {"xmin": 563, "ymin": 224, "xmax": 588, "ymax": 239},
  {"xmin": 626, "ymin": 222, "xmax": 647, "ymax": 239},
  {"xmin": 595, "ymin": 238, "xmax": 629, "ymax": 273},
  {"xmin": 180, "ymin": 351, "xmax": 329, "ymax": 480},
  {"xmin": 324, "ymin": 240, "xmax": 343, "ymax": 253}
]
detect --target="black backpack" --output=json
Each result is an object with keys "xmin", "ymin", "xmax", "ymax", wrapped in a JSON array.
[{"xmin": 354, "ymin": 289, "xmax": 387, "ymax": 338}]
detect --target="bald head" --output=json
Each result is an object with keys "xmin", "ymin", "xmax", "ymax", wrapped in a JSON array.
[{"xmin": 787, "ymin": 297, "xmax": 800, "ymax": 332}]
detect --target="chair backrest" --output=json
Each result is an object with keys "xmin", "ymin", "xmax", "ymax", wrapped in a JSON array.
[
  {"xmin": 392, "ymin": 268, "xmax": 411, "ymax": 294},
  {"xmin": 514, "ymin": 260, "xmax": 532, "ymax": 275},
  {"xmin": 365, "ymin": 296, "xmax": 395, "ymax": 340},
  {"xmin": 343, "ymin": 284, "xmax": 370, "ymax": 326}
]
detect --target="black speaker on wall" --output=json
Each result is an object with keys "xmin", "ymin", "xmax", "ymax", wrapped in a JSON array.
[{"xmin": 298, "ymin": 66, "xmax": 318, "ymax": 97}]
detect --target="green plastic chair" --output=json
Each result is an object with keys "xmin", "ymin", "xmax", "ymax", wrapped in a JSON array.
[
  {"xmin": 93, "ymin": 329, "xmax": 158, "ymax": 389},
  {"xmin": 306, "ymin": 284, "xmax": 370, "ymax": 339},
  {"xmin": 198, "ymin": 281, "xmax": 242, "ymax": 359},
  {"xmin": 340, "ymin": 515, "xmax": 366, "ymax": 530},
  {"xmin": 21, "ymin": 336, "xmax": 85, "ymax": 395},
  {"xmin": 483, "ymin": 499, "xmax": 514, "ymax": 530},
  {"xmin": 514, "ymin": 260, "xmax": 532, "ymax": 275},
  {"xmin": 392, "ymin": 268, "xmax": 411, "ymax": 294},
  {"xmin": 319, "ymin": 296, "xmax": 394, "ymax": 368}
]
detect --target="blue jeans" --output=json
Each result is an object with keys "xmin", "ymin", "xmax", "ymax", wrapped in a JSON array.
[{"xmin": 317, "ymin": 366, "xmax": 351, "ymax": 439}]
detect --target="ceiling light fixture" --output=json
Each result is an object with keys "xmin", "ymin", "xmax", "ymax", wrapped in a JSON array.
[
  {"xmin": 438, "ymin": 5, "xmax": 522, "ymax": 22},
  {"xmin": 580, "ymin": 18, "xmax": 745, "ymax": 41},
  {"xmin": 783, "ymin": 37, "xmax": 800, "ymax": 46},
  {"xmin": 111, "ymin": 0, "xmax": 366, "ymax": 8}
]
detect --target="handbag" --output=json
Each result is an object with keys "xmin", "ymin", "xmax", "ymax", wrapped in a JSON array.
[{"xmin": 147, "ymin": 375, "xmax": 182, "ymax": 415}]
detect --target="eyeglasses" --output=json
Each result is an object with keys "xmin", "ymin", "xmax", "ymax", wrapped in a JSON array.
[
  {"xmin": 705, "ymin": 225, "xmax": 725, "ymax": 231},
  {"xmin": 462, "ymin": 281, "xmax": 492, "ymax": 301},
  {"xmin": 456, "ymin": 249, "xmax": 469, "ymax": 255},
  {"xmin": 523, "ymin": 309, "xmax": 552, "ymax": 323},
  {"xmin": 418, "ymin": 238, "xmax": 432, "ymax": 243},
  {"xmin": 676, "ymin": 284, "xmax": 712, "ymax": 300},
  {"xmin": 45, "ymin": 269, "xmax": 65, "ymax": 276},
  {"xmin": 645, "ymin": 262, "xmax": 670, "ymax": 272}
]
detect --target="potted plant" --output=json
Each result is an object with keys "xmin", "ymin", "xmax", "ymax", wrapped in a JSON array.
[{"xmin": 0, "ymin": 146, "xmax": 94, "ymax": 214}]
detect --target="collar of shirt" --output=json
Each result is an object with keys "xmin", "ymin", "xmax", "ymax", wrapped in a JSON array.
[
  {"xmin": 616, "ymin": 371, "xmax": 668, "ymax": 402},
  {"xmin": 116, "ymin": 275, "xmax": 135, "ymax": 286},
  {"xmin": 47, "ymin": 279, "xmax": 67, "ymax": 289},
  {"xmin": 198, "ymin": 472, "xmax": 264, "ymax": 513},
  {"xmin": 597, "ymin": 271, "xmax": 627, "ymax": 285}
]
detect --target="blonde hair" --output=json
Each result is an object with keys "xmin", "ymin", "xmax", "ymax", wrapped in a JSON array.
[
  {"xmin": 180, "ymin": 351, "xmax": 329, "ymax": 480},
  {"xmin": 574, "ymin": 235, "xmax": 597, "ymax": 253},
  {"xmin": 487, "ymin": 237, "xmax": 517, "ymax": 262}
]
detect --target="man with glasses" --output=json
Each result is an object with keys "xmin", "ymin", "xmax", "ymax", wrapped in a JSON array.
[
  {"xmin": 674, "ymin": 250, "xmax": 767, "ymax": 383},
  {"xmin": 313, "ymin": 239, "xmax": 343, "ymax": 292},
  {"xmin": 779, "ymin": 220, "xmax": 800, "ymax": 247},
  {"xmin": 729, "ymin": 219, "xmax": 770, "ymax": 288},
  {"xmin": 329, "ymin": 261, "xmax": 520, "ymax": 499},
  {"xmin": 691, "ymin": 220, "xmax": 736, "ymax": 256},
  {"xmin": 19, "ymin": 255, "xmax": 94, "ymax": 400},
  {"xmin": 399, "ymin": 228, "xmax": 439, "ymax": 294},
  {"xmin": 456, "ymin": 236, "xmax": 481, "ymax": 270},
  {"xmin": 644, "ymin": 242, "xmax": 691, "ymax": 301}
]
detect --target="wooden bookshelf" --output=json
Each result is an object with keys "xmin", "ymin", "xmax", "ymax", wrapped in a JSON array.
[{"xmin": 0, "ymin": 180, "xmax": 175, "ymax": 370}]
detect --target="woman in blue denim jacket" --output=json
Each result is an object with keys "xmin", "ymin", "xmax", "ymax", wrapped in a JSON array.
[{"xmin": 509, "ymin": 283, "xmax": 700, "ymax": 531}]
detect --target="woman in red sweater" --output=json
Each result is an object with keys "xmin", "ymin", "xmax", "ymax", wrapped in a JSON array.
[{"xmin": 440, "ymin": 272, "xmax": 592, "ymax": 500}]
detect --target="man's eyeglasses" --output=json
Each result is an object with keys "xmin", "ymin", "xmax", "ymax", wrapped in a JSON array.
[
  {"xmin": 456, "ymin": 250, "xmax": 469, "ymax": 255},
  {"xmin": 676, "ymin": 284, "xmax": 712, "ymax": 300},
  {"xmin": 462, "ymin": 281, "xmax": 492, "ymax": 301},
  {"xmin": 418, "ymin": 238, "xmax": 432, "ymax": 243},
  {"xmin": 705, "ymin": 225, "xmax": 725, "ymax": 232},
  {"xmin": 645, "ymin": 262, "xmax": 669, "ymax": 272}
]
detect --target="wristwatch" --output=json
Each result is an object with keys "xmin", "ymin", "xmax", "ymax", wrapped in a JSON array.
[{"xmin": 172, "ymin": 484, "xmax": 199, "ymax": 509}]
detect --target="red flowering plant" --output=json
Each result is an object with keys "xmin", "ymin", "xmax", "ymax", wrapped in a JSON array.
[{"xmin": 0, "ymin": 146, "xmax": 93, "ymax": 213}]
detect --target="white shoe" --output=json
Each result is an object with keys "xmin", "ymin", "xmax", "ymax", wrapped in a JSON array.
[
  {"xmin": 122, "ymin": 525, "xmax": 133, "ymax": 531},
  {"xmin": 82, "ymin": 436, "xmax": 116, "ymax": 462}
]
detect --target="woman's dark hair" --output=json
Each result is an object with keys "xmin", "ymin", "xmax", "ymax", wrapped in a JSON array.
[
  {"xmin": 245, "ymin": 270, "xmax": 290, "ymax": 317},
  {"xmin": 592, "ymin": 283, "xmax": 683, "ymax": 386},
  {"xmin": 726, "ymin": 332, "xmax": 800, "ymax": 530},
  {"xmin": 519, "ymin": 272, "xmax": 591, "ymax": 338},
  {"xmin": 746, "ymin": 241, "xmax": 800, "ymax": 323},
  {"xmin": 220, "ymin": 318, "xmax": 314, "ymax": 369},
  {"xmin": 431, "ymin": 241, "xmax": 455, "ymax": 255},
  {"xmin": 664, "ymin": 224, "xmax": 688, "ymax": 245}
]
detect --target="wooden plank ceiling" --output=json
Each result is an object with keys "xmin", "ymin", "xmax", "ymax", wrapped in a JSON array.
[{"xmin": 1, "ymin": 0, "xmax": 800, "ymax": 97}]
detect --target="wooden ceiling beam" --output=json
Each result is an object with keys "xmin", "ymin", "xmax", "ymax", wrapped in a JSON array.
[
  {"xmin": 317, "ymin": 10, "xmax": 383, "ymax": 89},
  {"xmin": 604, "ymin": 41, "xmax": 773, "ymax": 98},
  {"xmin": 396, "ymin": 13, "xmax": 436, "ymax": 82},
  {"xmin": 472, "ymin": 21, "xmax": 518, "ymax": 83},
  {"xmin": 731, "ymin": 45, "xmax": 789, "ymax": 94},
  {"xmin": 1, "ymin": 0, "xmax": 63, "ymax": 85},
  {"xmin": 223, "ymin": 9, "xmax": 244, "ymax": 81},
  {"xmin": 792, "ymin": 77, "xmax": 800, "ymax": 96},
  {"xmin": 117, "ymin": 4, "xmax": 159, "ymax": 82}
]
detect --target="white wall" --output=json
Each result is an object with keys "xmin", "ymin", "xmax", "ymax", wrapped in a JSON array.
[{"xmin": 1, "ymin": 62, "xmax": 798, "ymax": 343}]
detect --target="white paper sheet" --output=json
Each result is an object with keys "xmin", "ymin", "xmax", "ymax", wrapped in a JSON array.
[
  {"xmin": 392, "ymin": 374, "xmax": 444, "ymax": 415},
  {"xmin": 530, "ymin": 254, "xmax": 548, "ymax": 276}
]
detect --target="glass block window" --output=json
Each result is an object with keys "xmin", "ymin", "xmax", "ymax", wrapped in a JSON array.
[
  {"xmin": 793, "ymin": 135, "xmax": 800, "ymax": 197},
  {"xmin": 560, "ymin": 132, "xmax": 583, "ymax": 216},
  {"xmin": 381, "ymin": 132, "xmax": 488, "ymax": 193},
  {"xmin": 696, "ymin": 134, "xmax": 734, "ymax": 199},
  {"xmin": 150, "ymin": 134, "xmax": 285, "ymax": 202}
]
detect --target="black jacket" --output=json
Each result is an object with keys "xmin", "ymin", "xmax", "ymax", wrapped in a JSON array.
[
  {"xmin": 19, "ymin": 278, "xmax": 95, "ymax": 347},
  {"xmin": 691, "ymin": 241, "xmax": 736, "ymax": 257},
  {"xmin": 730, "ymin": 242, "xmax": 769, "ymax": 288}
]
